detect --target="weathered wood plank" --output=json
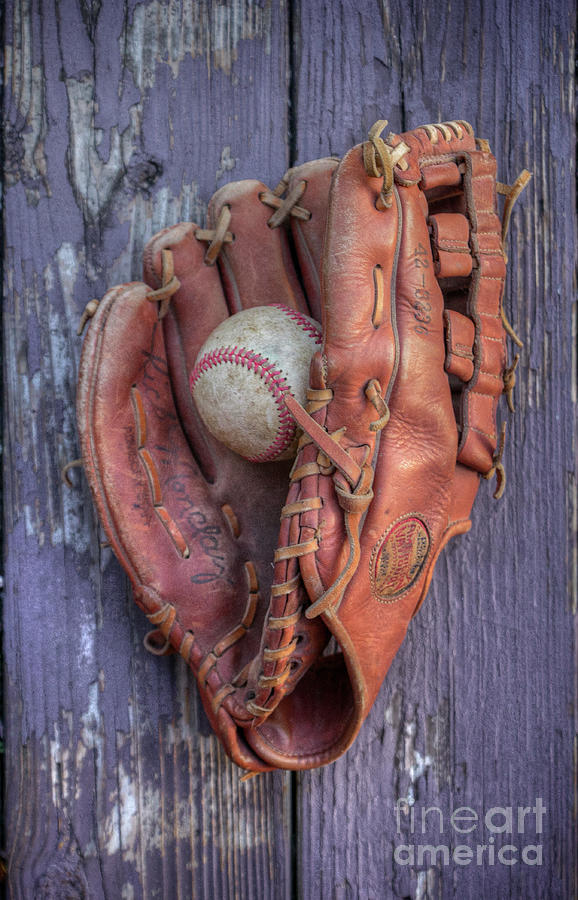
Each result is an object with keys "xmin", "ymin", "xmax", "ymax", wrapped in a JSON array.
[
  {"xmin": 3, "ymin": 0, "xmax": 576, "ymax": 898},
  {"xmin": 3, "ymin": 1, "xmax": 294, "ymax": 897},
  {"xmin": 293, "ymin": 1, "xmax": 576, "ymax": 898}
]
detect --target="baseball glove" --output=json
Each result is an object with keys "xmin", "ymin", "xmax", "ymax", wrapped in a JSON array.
[{"xmin": 76, "ymin": 119, "xmax": 529, "ymax": 772}]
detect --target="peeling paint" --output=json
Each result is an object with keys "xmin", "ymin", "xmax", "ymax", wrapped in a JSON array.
[
  {"xmin": 35, "ymin": 680, "xmax": 268, "ymax": 881},
  {"xmin": 414, "ymin": 867, "xmax": 437, "ymax": 900},
  {"xmin": 384, "ymin": 689, "xmax": 403, "ymax": 731},
  {"xmin": 55, "ymin": 244, "xmax": 81, "ymax": 313},
  {"xmin": 216, "ymin": 145, "xmax": 237, "ymax": 182},
  {"xmin": 403, "ymin": 721, "xmax": 433, "ymax": 806},
  {"xmin": 24, "ymin": 500, "xmax": 44, "ymax": 545},
  {"xmin": 108, "ymin": 180, "xmax": 206, "ymax": 286},
  {"xmin": 125, "ymin": 0, "xmax": 273, "ymax": 83},
  {"xmin": 66, "ymin": 74, "xmax": 138, "ymax": 235},
  {"xmin": 4, "ymin": 5, "xmax": 49, "ymax": 203},
  {"xmin": 49, "ymin": 711, "xmax": 74, "ymax": 808}
]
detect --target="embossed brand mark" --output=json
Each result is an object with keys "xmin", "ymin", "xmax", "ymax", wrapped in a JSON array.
[{"xmin": 372, "ymin": 516, "xmax": 430, "ymax": 601}]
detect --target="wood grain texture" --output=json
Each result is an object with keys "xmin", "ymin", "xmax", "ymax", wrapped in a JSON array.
[
  {"xmin": 2, "ymin": 1, "xmax": 576, "ymax": 898},
  {"xmin": 3, "ymin": 1, "xmax": 293, "ymax": 897},
  {"xmin": 293, "ymin": 1, "xmax": 576, "ymax": 898}
]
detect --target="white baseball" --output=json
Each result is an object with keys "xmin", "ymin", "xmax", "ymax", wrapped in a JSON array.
[{"xmin": 190, "ymin": 304, "xmax": 322, "ymax": 462}]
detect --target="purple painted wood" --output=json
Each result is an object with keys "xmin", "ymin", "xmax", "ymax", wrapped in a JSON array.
[
  {"xmin": 293, "ymin": 2, "xmax": 576, "ymax": 898},
  {"xmin": 3, "ymin": 2, "xmax": 293, "ymax": 897},
  {"xmin": 3, "ymin": 1, "xmax": 576, "ymax": 898}
]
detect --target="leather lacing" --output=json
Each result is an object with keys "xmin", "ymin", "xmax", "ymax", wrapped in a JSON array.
[
  {"xmin": 259, "ymin": 175, "xmax": 312, "ymax": 227},
  {"xmin": 498, "ymin": 170, "xmax": 533, "ymax": 258},
  {"xmin": 132, "ymin": 361, "xmax": 260, "ymax": 715},
  {"xmin": 246, "ymin": 379, "xmax": 390, "ymax": 717},
  {"xmin": 363, "ymin": 119, "xmax": 410, "ymax": 209},
  {"xmin": 503, "ymin": 354, "xmax": 520, "ymax": 413},
  {"xmin": 363, "ymin": 119, "xmax": 473, "ymax": 210},
  {"xmin": 77, "ymin": 298, "xmax": 100, "ymax": 335},
  {"xmin": 490, "ymin": 170, "xmax": 531, "ymax": 492},
  {"xmin": 419, "ymin": 120, "xmax": 474, "ymax": 142},
  {"xmin": 194, "ymin": 175, "xmax": 313, "ymax": 267},
  {"xmin": 144, "ymin": 249, "xmax": 181, "ymax": 318},
  {"xmin": 144, "ymin": 560, "xmax": 260, "ymax": 713},
  {"xmin": 482, "ymin": 421, "xmax": 507, "ymax": 500},
  {"xmin": 496, "ymin": 172, "xmax": 531, "ymax": 355},
  {"xmin": 195, "ymin": 205, "xmax": 234, "ymax": 265}
]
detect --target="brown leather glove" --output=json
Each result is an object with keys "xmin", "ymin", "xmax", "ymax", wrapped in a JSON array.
[
  {"xmin": 243, "ymin": 120, "xmax": 531, "ymax": 769},
  {"xmin": 77, "ymin": 120, "xmax": 529, "ymax": 772}
]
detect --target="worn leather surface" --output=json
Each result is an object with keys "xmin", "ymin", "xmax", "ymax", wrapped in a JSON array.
[{"xmin": 78, "ymin": 122, "xmax": 518, "ymax": 771}]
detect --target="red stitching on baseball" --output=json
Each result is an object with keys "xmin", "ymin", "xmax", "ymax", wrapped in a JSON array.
[
  {"xmin": 271, "ymin": 304, "xmax": 323, "ymax": 344},
  {"xmin": 190, "ymin": 346, "xmax": 297, "ymax": 461}
]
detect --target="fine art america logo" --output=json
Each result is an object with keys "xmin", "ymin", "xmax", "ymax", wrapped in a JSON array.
[{"xmin": 393, "ymin": 798, "xmax": 546, "ymax": 867}]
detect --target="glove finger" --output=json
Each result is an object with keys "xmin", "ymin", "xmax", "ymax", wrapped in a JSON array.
[
  {"xmin": 206, "ymin": 159, "xmax": 338, "ymax": 322},
  {"xmin": 78, "ymin": 283, "xmax": 249, "ymax": 617},
  {"xmin": 141, "ymin": 222, "xmax": 310, "ymax": 566},
  {"xmin": 329, "ymin": 177, "xmax": 459, "ymax": 715},
  {"xmin": 206, "ymin": 179, "xmax": 309, "ymax": 315},
  {"xmin": 78, "ymin": 282, "xmax": 281, "ymax": 771},
  {"xmin": 283, "ymin": 158, "xmax": 339, "ymax": 322},
  {"xmin": 144, "ymin": 221, "xmax": 230, "ymax": 367},
  {"xmin": 143, "ymin": 223, "xmax": 232, "ymax": 482}
]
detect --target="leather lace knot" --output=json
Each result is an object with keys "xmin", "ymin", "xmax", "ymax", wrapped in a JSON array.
[
  {"xmin": 77, "ymin": 298, "xmax": 100, "ymax": 335},
  {"xmin": 363, "ymin": 120, "xmax": 409, "ymax": 210},
  {"xmin": 259, "ymin": 177, "xmax": 311, "ymax": 228},
  {"xmin": 483, "ymin": 421, "xmax": 507, "ymax": 500},
  {"xmin": 145, "ymin": 249, "xmax": 181, "ymax": 318},
  {"xmin": 365, "ymin": 378, "xmax": 390, "ymax": 431},
  {"xmin": 503, "ymin": 354, "xmax": 520, "ymax": 413},
  {"xmin": 195, "ymin": 206, "xmax": 234, "ymax": 265}
]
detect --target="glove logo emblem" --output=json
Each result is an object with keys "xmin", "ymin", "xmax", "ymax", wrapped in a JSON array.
[{"xmin": 371, "ymin": 516, "xmax": 430, "ymax": 602}]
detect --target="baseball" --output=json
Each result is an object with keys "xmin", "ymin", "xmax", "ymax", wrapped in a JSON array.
[{"xmin": 190, "ymin": 304, "xmax": 322, "ymax": 462}]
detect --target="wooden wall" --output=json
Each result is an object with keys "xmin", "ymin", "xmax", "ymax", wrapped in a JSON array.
[{"xmin": 3, "ymin": 1, "xmax": 575, "ymax": 897}]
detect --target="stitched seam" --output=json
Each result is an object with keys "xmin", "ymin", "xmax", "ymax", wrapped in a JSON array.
[
  {"xmin": 190, "ymin": 346, "xmax": 295, "ymax": 462},
  {"xmin": 271, "ymin": 303, "xmax": 323, "ymax": 343},
  {"xmin": 470, "ymin": 389, "xmax": 500, "ymax": 398},
  {"xmin": 470, "ymin": 424, "xmax": 497, "ymax": 439},
  {"xmin": 419, "ymin": 153, "xmax": 464, "ymax": 166}
]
